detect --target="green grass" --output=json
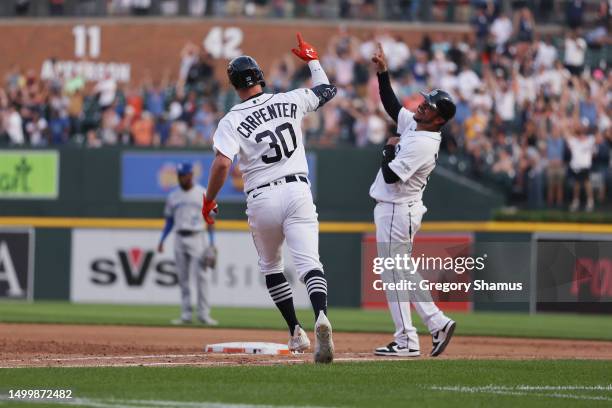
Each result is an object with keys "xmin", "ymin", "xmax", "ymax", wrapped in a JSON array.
[
  {"xmin": 0, "ymin": 301, "xmax": 611, "ymax": 341},
  {"xmin": 1, "ymin": 361, "xmax": 611, "ymax": 407}
]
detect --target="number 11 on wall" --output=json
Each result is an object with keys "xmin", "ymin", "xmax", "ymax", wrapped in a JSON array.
[{"xmin": 73, "ymin": 25, "xmax": 101, "ymax": 59}]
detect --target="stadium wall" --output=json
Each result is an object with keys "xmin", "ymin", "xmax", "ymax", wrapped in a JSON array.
[{"xmin": 0, "ymin": 18, "xmax": 474, "ymax": 84}]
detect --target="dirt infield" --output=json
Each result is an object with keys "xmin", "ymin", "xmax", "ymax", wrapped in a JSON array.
[{"xmin": 1, "ymin": 323, "xmax": 611, "ymax": 368}]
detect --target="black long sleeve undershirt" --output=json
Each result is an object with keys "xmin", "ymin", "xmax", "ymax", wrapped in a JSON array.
[
  {"xmin": 377, "ymin": 71, "xmax": 402, "ymax": 123},
  {"xmin": 381, "ymin": 144, "xmax": 400, "ymax": 183}
]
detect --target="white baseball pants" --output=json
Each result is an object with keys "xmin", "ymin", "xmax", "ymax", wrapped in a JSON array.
[
  {"xmin": 374, "ymin": 201, "xmax": 450, "ymax": 350},
  {"xmin": 246, "ymin": 179, "xmax": 323, "ymax": 281}
]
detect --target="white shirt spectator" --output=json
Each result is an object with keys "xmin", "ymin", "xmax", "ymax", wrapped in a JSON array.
[
  {"xmin": 472, "ymin": 90, "xmax": 493, "ymax": 112},
  {"xmin": 367, "ymin": 114, "xmax": 387, "ymax": 145},
  {"xmin": 490, "ymin": 16, "xmax": 513, "ymax": 49},
  {"xmin": 380, "ymin": 37, "xmax": 410, "ymax": 73},
  {"xmin": 333, "ymin": 58, "xmax": 355, "ymax": 87},
  {"xmin": 516, "ymin": 74, "xmax": 537, "ymax": 104},
  {"xmin": 564, "ymin": 37, "xmax": 587, "ymax": 67},
  {"xmin": 94, "ymin": 77, "xmax": 117, "ymax": 108},
  {"xmin": 495, "ymin": 89, "xmax": 516, "ymax": 121},
  {"xmin": 535, "ymin": 67, "xmax": 568, "ymax": 96},
  {"xmin": 6, "ymin": 110, "xmax": 24, "ymax": 144},
  {"xmin": 535, "ymin": 41, "xmax": 558, "ymax": 69},
  {"xmin": 25, "ymin": 117, "xmax": 48, "ymax": 146},
  {"xmin": 457, "ymin": 68, "xmax": 481, "ymax": 99},
  {"xmin": 567, "ymin": 135, "xmax": 595, "ymax": 171},
  {"xmin": 427, "ymin": 52, "xmax": 456, "ymax": 87}
]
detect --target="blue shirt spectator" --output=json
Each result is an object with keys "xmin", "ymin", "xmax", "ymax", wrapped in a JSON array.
[
  {"xmin": 546, "ymin": 135, "xmax": 565, "ymax": 161},
  {"xmin": 145, "ymin": 89, "xmax": 165, "ymax": 118},
  {"xmin": 579, "ymin": 100, "xmax": 597, "ymax": 128}
]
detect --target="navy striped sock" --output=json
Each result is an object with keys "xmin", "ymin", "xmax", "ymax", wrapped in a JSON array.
[
  {"xmin": 304, "ymin": 270, "xmax": 328, "ymax": 319},
  {"xmin": 266, "ymin": 273, "xmax": 299, "ymax": 335}
]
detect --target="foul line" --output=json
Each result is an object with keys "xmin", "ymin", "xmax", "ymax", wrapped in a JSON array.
[
  {"xmin": 429, "ymin": 385, "xmax": 612, "ymax": 402},
  {"xmin": 0, "ymin": 396, "xmax": 335, "ymax": 408}
]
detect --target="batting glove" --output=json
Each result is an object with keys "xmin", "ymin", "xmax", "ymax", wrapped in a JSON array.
[
  {"xmin": 291, "ymin": 32, "xmax": 319, "ymax": 62},
  {"xmin": 202, "ymin": 193, "xmax": 219, "ymax": 225}
]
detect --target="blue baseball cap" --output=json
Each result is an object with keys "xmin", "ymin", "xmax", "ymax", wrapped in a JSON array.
[{"xmin": 176, "ymin": 162, "xmax": 193, "ymax": 176}]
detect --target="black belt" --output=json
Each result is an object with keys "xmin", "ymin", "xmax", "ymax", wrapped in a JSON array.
[
  {"xmin": 246, "ymin": 175, "xmax": 308, "ymax": 195},
  {"xmin": 177, "ymin": 230, "xmax": 199, "ymax": 237}
]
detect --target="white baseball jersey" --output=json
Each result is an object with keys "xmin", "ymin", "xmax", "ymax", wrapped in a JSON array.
[
  {"xmin": 213, "ymin": 90, "xmax": 319, "ymax": 192},
  {"xmin": 164, "ymin": 184, "xmax": 206, "ymax": 231},
  {"xmin": 369, "ymin": 108, "xmax": 441, "ymax": 204},
  {"xmin": 371, "ymin": 107, "xmax": 450, "ymax": 351}
]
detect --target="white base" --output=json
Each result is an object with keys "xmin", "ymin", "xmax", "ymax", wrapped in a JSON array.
[{"xmin": 205, "ymin": 342, "xmax": 290, "ymax": 355}]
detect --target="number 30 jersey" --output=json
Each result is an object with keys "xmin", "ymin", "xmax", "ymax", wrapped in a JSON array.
[{"xmin": 213, "ymin": 89, "xmax": 320, "ymax": 192}]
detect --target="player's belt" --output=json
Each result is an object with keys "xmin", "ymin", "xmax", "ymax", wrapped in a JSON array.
[
  {"xmin": 246, "ymin": 175, "xmax": 308, "ymax": 195},
  {"xmin": 177, "ymin": 230, "xmax": 200, "ymax": 236}
]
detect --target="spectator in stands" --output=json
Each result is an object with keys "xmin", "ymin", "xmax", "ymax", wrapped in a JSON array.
[
  {"xmin": 566, "ymin": 121, "xmax": 596, "ymax": 211},
  {"xmin": 471, "ymin": 4, "xmax": 491, "ymax": 51},
  {"xmin": 193, "ymin": 100, "xmax": 219, "ymax": 146},
  {"xmin": 591, "ymin": 131, "xmax": 610, "ymax": 203},
  {"xmin": 49, "ymin": 0, "xmax": 65, "ymax": 15},
  {"xmin": 25, "ymin": 109, "xmax": 48, "ymax": 146},
  {"xmin": 48, "ymin": 108, "xmax": 70, "ymax": 144},
  {"xmin": 534, "ymin": 35, "xmax": 558, "ymax": 69},
  {"xmin": 131, "ymin": 0, "xmax": 152, "ymax": 16},
  {"xmin": 131, "ymin": 111, "xmax": 155, "ymax": 146},
  {"xmin": 564, "ymin": 30, "xmax": 587, "ymax": 76},
  {"xmin": 4, "ymin": 104, "xmax": 24, "ymax": 145},
  {"xmin": 545, "ymin": 123, "xmax": 566, "ymax": 207},
  {"xmin": 566, "ymin": 0, "xmax": 585, "ymax": 29},
  {"xmin": 490, "ymin": 12, "xmax": 513, "ymax": 53},
  {"xmin": 15, "ymin": 0, "xmax": 30, "ymax": 16},
  {"xmin": 94, "ymin": 73, "xmax": 117, "ymax": 111}
]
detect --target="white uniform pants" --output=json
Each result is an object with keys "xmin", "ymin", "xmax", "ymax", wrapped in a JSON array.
[
  {"xmin": 246, "ymin": 179, "xmax": 323, "ymax": 281},
  {"xmin": 374, "ymin": 201, "xmax": 450, "ymax": 350},
  {"xmin": 174, "ymin": 232, "xmax": 211, "ymax": 321}
]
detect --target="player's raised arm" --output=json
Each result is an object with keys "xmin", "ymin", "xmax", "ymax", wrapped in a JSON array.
[
  {"xmin": 291, "ymin": 32, "xmax": 336, "ymax": 109},
  {"xmin": 372, "ymin": 42, "xmax": 402, "ymax": 123}
]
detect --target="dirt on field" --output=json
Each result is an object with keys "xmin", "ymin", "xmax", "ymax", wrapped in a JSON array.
[{"xmin": 1, "ymin": 323, "xmax": 611, "ymax": 368}]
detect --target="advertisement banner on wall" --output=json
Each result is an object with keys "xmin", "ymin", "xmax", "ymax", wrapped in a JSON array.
[
  {"xmin": 120, "ymin": 151, "xmax": 317, "ymax": 202},
  {"xmin": 0, "ymin": 229, "xmax": 34, "ymax": 300},
  {"xmin": 361, "ymin": 233, "xmax": 473, "ymax": 312},
  {"xmin": 0, "ymin": 151, "xmax": 59, "ymax": 199},
  {"xmin": 70, "ymin": 228, "xmax": 310, "ymax": 308},
  {"xmin": 535, "ymin": 234, "xmax": 612, "ymax": 314}
]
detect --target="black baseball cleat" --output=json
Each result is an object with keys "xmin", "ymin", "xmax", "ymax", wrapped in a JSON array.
[
  {"xmin": 374, "ymin": 341, "xmax": 420, "ymax": 357},
  {"xmin": 431, "ymin": 320, "xmax": 456, "ymax": 357}
]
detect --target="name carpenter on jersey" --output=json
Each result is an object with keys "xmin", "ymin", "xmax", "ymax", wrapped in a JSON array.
[{"xmin": 237, "ymin": 102, "xmax": 298, "ymax": 138}]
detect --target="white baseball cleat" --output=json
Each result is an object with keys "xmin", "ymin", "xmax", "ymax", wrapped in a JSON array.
[
  {"xmin": 431, "ymin": 319, "xmax": 456, "ymax": 357},
  {"xmin": 374, "ymin": 341, "xmax": 420, "ymax": 357},
  {"xmin": 198, "ymin": 316, "xmax": 219, "ymax": 326},
  {"xmin": 171, "ymin": 318, "xmax": 192, "ymax": 325},
  {"xmin": 288, "ymin": 325, "xmax": 310, "ymax": 352},
  {"xmin": 314, "ymin": 311, "xmax": 334, "ymax": 364}
]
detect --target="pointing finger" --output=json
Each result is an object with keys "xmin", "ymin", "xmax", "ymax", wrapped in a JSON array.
[
  {"xmin": 296, "ymin": 32, "xmax": 304, "ymax": 45},
  {"xmin": 376, "ymin": 42, "xmax": 384, "ymax": 55}
]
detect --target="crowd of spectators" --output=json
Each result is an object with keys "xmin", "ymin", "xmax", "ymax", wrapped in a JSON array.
[
  {"xmin": 7, "ymin": 0, "xmax": 611, "ymax": 24},
  {"xmin": 1, "ymin": 1, "xmax": 611, "ymax": 210}
]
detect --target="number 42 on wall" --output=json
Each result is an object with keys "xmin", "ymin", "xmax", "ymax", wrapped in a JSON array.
[{"xmin": 203, "ymin": 27, "xmax": 243, "ymax": 59}]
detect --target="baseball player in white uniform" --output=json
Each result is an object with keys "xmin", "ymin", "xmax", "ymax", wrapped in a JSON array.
[
  {"xmin": 370, "ymin": 44, "xmax": 457, "ymax": 357},
  {"xmin": 158, "ymin": 162, "xmax": 218, "ymax": 326},
  {"xmin": 201, "ymin": 34, "xmax": 336, "ymax": 363}
]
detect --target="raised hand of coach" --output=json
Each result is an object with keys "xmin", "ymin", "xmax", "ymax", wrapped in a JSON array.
[
  {"xmin": 201, "ymin": 192, "xmax": 219, "ymax": 225},
  {"xmin": 291, "ymin": 32, "xmax": 319, "ymax": 61},
  {"xmin": 371, "ymin": 42, "xmax": 388, "ymax": 73}
]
